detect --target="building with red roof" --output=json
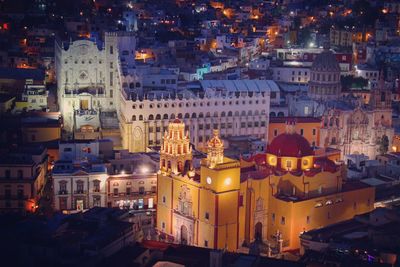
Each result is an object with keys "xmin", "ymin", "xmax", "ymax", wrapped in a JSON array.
[{"xmin": 156, "ymin": 120, "xmax": 375, "ymax": 255}]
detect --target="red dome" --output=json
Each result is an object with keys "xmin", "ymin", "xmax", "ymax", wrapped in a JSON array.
[
  {"xmin": 267, "ymin": 133, "xmax": 313, "ymax": 157},
  {"xmin": 173, "ymin": 118, "xmax": 182, "ymax": 123}
]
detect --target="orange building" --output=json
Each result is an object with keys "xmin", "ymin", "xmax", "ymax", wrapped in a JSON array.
[
  {"xmin": 157, "ymin": 120, "xmax": 375, "ymax": 252},
  {"xmin": 268, "ymin": 117, "xmax": 321, "ymax": 147}
]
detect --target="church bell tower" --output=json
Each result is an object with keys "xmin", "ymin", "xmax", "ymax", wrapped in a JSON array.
[{"xmin": 159, "ymin": 119, "xmax": 192, "ymax": 175}]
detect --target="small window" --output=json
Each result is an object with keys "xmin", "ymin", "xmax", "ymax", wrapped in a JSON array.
[
  {"xmin": 205, "ymin": 212, "xmax": 209, "ymax": 220},
  {"xmin": 162, "ymin": 196, "xmax": 166, "ymax": 203},
  {"xmin": 306, "ymin": 216, "xmax": 310, "ymax": 224},
  {"xmin": 281, "ymin": 216, "xmax": 285, "ymax": 225},
  {"xmin": 204, "ymin": 240, "xmax": 208, "ymax": 247}
]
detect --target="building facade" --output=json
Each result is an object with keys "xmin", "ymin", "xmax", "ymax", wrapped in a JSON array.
[
  {"xmin": 55, "ymin": 32, "xmax": 136, "ymax": 133},
  {"xmin": 0, "ymin": 146, "xmax": 48, "ymax": 213},
  {"xmin": 320, "ymin": 76, "xmax": 394, "ymax": 159},
  {"xmin": 119, "ymin": 80, "xmax": 280, "ymax": 152},
  {"xmin": 52, "ymin": 161, "xmax": 108, "ymax": 211},
  {"xmin": 156, "ymin": 120, "xmax": 241, "ymax": 250},
  {"xmin": 157, "ymin": 120, "xmax": 375, "ymax": 251}
]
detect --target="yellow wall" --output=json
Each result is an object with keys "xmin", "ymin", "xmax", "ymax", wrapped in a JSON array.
[
  {"xmin": 268, "ymin": 121, "xmax": 321, "ymax": 146},
  {"xmin": 270, "ymin": 185, "xmax": 375, "ymax": 249},
  {"xmin": 156, "ymin": 173, "xmax": 173, "ymax": 234},
  {"xmin": 237, "ymin": 166, "xmax": 375, "ymax": 250}
]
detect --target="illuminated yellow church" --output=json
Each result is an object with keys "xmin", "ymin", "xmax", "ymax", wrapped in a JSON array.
[{"xmin": 156, "ymin": 119, "xmax": 375, "ymax": 252}]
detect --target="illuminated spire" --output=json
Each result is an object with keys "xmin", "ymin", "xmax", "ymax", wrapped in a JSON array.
[
  {"xmin": 207, "ymin": 129, "xmax": 224, "ymax": 168},
  {"xmin": 160, "ymin": 119, "xmax": 192, "ymax": 175}
]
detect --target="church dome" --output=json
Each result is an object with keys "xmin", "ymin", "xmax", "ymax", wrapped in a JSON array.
[
  {"xmin": 308, "ymin": 46, "xmax": 341, "ymax": 100},
  {"xmin": 311, "ymin": 49, "xmax": 340, "ymax": 72},
  {"xmin": 267, "ymin": 133, "xmax": 313, "ymax": 157}
]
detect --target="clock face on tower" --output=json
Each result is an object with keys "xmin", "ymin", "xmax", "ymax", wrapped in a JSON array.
[{"xmin": 206, "ymin": 177, "xmax": 212, "ymax": 185}]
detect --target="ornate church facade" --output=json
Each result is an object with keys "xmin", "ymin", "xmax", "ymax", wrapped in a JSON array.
[
  {"xmin": 319, "ymin": 76, "xmax": 394, "ymax": 159},
  {"xmin": 156, "ymin": 120, "xmax": 375, "ymax": 252},
  {"xmin": 288, "ymin": 45, "xmax": 394, "ymax": 160}
]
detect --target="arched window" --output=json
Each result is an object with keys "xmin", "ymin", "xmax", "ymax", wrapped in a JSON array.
[
  {"xmin": 170, "ymin": 114, "xmax": 175, "ymax": 119},
  {"xmin": 156, "ymin": 114, "xmax": 161, "ymax": 120},
  {"xmin": 228, "ymin": 111, "xmax": 233, "ymax": 117},
  {"xmin": 178, "ymin": 113, "xmax": 183, "ymax": 119},
  {"xmin": 241, "ymin": 111, "xmax": 246, "ymax": 116},
  {"xmin": 184, "ymin": 113, "xmax": 190, "ymax": 119},
  {"xmin": 139, "ymin": 115, "xmax": 143, "ymax": 121},
  {"xmin": 129, "ymin": 83, "xmax": 134, "ymax": 89},
  {"xmin": 270, "ymin": 112, "xmax": 276, "ymax": 117},
  {"xmin": 199, "ymin": 113, "xmax": 204, "ymax": 118},
  {"xmin": 132, "ymin": 115, "xmax": 136, "ymax": 121},
  {"xmin": 213, "ymin": 111, "xmax": 218, "ymax": 117},
  {"xmin": 191, "ymin": 113, "xmax": 197, "ymax": 118},
  {"xmin": 135, "ymin": 82, "xmax": 141, "ymax": 87},
  {"xmin": 206, "ymin": 112, "xmax": 211, "ymax": 118},
  {"xmin": 234, "ymin": 111, "xmax": 239, "ymax": 116},
  {"xmin": 335, "ymin": 118, "xmax": 339, "ymax": 127},
  {"xmin": 248, "ymin": 110, "xmax": 252, "ymax": 116},
  {"xmin": 148, "ymin": 115, "xmax": 154, "ymax": 120},
  {"xmin": 163, "ymin": 114, "xmax": 168, "ymax": 119},
  {"xmin": 221, "ymin": 112, "xmax": 226, "ymax": 117},
  {"xmin": 277, "ymin": 112, "xmax": 284, "ymax": 117}
]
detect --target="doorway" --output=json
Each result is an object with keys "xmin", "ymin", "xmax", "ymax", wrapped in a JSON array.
[{"xmin": 180, "ymin": 225, "xmax": 188, "ymax": 245}]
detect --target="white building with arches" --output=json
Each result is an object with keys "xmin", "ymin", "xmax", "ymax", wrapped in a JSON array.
[{"xmin": 119, "ymin": 80, "xmax": 281, "ymax": 152}]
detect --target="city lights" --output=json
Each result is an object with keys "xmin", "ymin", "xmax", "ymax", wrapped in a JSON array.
[{"xmin": 0, "ymin": 0, "xmax": 398, "ymax": 266}]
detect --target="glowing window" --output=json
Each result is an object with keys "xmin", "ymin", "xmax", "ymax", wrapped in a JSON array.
[{"xmin": 286, "ymin": 160, "xmax": 292, "ymax": 169}]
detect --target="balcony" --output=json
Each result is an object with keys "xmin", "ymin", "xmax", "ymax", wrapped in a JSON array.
[
  {"xmin": 64, "ymin": 86, "xmax": 105, "ymax": 96},
  {"xmin": 58, "ymin": 190, "xmax": 68, "ymax": 195},
  {"xmin": 75, "ymin": 109, "xmax": 98, "ymax": 116}
]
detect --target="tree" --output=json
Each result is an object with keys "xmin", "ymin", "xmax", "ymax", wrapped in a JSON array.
[{"xmin": 377, "ymin": 135, "xmax": 389, "ymax": 155}]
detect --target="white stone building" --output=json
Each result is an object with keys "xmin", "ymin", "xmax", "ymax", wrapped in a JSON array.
[
  {"xmin": 55, "ymin": 32, "xmax": 136, "ymax": 133},
  {"xmin": 52, "ymin": 162, "xmax": 108, "ymax": 211},
  {"xmin": 119, "ymin": 79, "xmax": 280, "ymax": 152},
  {"xmin": 52, "ymin": 140, "xmax": 111, "ymax": 211}
]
